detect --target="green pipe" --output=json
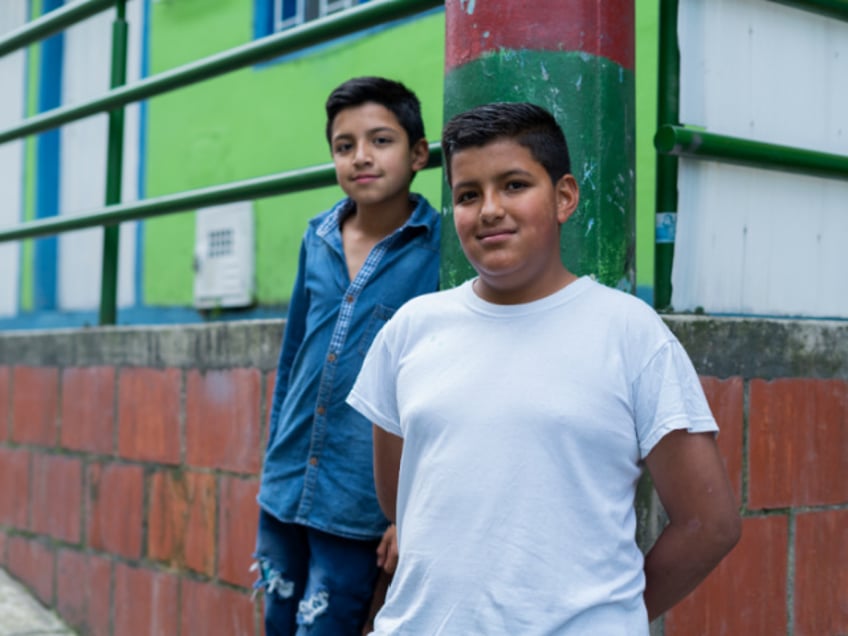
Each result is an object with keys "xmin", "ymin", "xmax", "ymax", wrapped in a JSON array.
[
  {"xmin": 99, "ymin": 0, "xmax": 128, "ymax": 326},
  {"xmin": 0, "ymin": 0, "xmax": 443, "ymax": 147},
  {"xmin": 767, "ymin": 0, "xmax": 848, "ymax": 21},
  {"xmin": 655, "ymin": 125, "xmax": 848, "ymax": 181},
  {"xmin": 0, "ymin": 144, "xmax": 443, "ymax": 243},
  {"xmin": 0, "ymin": 0, "xmax": 113, "ymax": 57},
  {"xmin": 654, "ymin": 0, "xmax": 680, "ymax": 310}
]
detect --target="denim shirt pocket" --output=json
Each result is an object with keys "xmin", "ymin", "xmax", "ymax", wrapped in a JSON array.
[{"xmin": 357, "ymin": 304, "xmax": 397, "ymax": 355}]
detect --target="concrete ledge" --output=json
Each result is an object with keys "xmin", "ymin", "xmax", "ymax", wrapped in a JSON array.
[
  {"xmin": 666, "ymin": 315, "xmax": 848, "ymax": 379},
  {"xmin": 0, "ymin": 315, "xmax": 845, "ymax": 379},
  {"xmin": 0, "ymin": 319, "xmax": 284, "ymax": 371}
]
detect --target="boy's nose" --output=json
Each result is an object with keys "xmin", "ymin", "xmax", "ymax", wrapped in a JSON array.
[
  {"xmin": 480, "ymin": 193, "xmax": 505, "ymax": 222},
  {"xmin": 353, "ymin": 144, "xmax": 372, "ymax": 165}
]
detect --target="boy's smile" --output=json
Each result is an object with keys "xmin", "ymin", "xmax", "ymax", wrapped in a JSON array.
[
  {"xmin": 330, "ymin": 102, "xmax": 428, "ymax": 215},
  {"xmin": 450, "ymin": 139, "xmax": 580, "ymax": 304}
]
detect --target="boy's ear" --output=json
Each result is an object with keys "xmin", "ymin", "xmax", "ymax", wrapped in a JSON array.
[
  {"xmin": 555, "ymin": 174, "xmax": 580, "ymax": 224},
  {"xmin": 410, "ymin": 138, "xmax": 429, "ymax": 172}
]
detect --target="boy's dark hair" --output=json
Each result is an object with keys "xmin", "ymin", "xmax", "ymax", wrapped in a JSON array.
[
  {"xmin": 325, "ymin": 76, "xmax": 425, "ymax": 146},
  {"xmin": 441, "ymin": 102, "xmax": 572, "ymax": 186}
]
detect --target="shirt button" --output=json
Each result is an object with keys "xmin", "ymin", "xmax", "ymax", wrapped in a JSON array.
[
  {"xmin": 327, "ymin": 353, "xmax": 336, "ymax": 362},
  {"xmin": 345, "ymin": 295, "xmax": 354, "ymax": 303},
  {"xmin": 316, "ymin": 406, "xmax": 326, "ymax": 416},
  {"xmin": 309, "ymin": 457, "xmax": 318, "ymax": 466}
]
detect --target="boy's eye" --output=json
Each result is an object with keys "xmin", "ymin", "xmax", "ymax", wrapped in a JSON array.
[
  {"xmin": 454, "ymin": 190, "xmax": 478, "ymax": 204},
  {"xmin": 333, "ymin": 142, "xmax": 353, "ymax": 154},
  {"xmin": 373, "ymin": 136, "xmax": 393, "ymax": 146},
  {"xmin": 505, "ymin": 180, "xmax": 528, "ymax": 191}
]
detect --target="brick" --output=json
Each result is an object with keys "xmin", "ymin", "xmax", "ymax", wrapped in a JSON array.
[
  {"xmin": 11, "ymin": 366, "xmax": 59, "ymax": 446},
  {"xmin": 56, "ymin": 549, "xmax": 112, "ymax": 636},
  {"xmin": 147, "ymin": 470, "xmax": 216, "ymax": 576},
  {"xmin": 7, "ymin": 536, "xmax": 55, "ymax": 606},
  {"xmin": 0, "ymin": 531, "xmax": 7, "ymax": 566},
  {"xmin": 30, "ymin": 453, "xmax": 82, "ymax": 543},
  {"xmin": 794, "ymin": 510, "xmax": 848, "ymax": 636},
  {"xmin": 117, "ymin": 368, "xmax": 181, "ymax": 464},
  {"xmin": 749, "ymin": 379, "xmax": 848, "ymax": 507},
  {"xmin": 86, "ymin": 462, "xmax": 144, "ymax": 558},
  {"xmin": 0, "ymin": 366, "xmax": 10, "ymax": 442},
  {"xmin": 61, "ymin": 367, "xmax": 115, "ymax": 454},
  {"xmin": 665, "ymin": 515, "xmax": 788, "ymax": 636},
  {"xmin": 186, "ymin": 369, "xmax": 262, "ymax": 473},
  {"xmin": 114, "ymin": 563, "xmax": 179, "ymax": 636},
  {"xmin": 700, "ymin": 376, "xmax": 744, "ymax": 503},
  {"xmin": 218, "ymin": 476, "xmax": 260, "ymax": 588},
  {"xmin": 181, "ymin": 579, "xmax": 256, "ymax": 636},
  {"xmin": 0, "ymin": 447, "xmax": 30, "ymax": 529}
]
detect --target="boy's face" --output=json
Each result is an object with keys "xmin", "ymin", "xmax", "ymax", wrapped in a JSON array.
[
  {"xmin": 450, "ymin": 138, "xmax": 579, "ymax": 304},
  {"xmin": 329, "ymin": 102, "xmax": 428, "ymax": 210}
]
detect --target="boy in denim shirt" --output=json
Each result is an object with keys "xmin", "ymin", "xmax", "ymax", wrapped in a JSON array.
[{"xmin": 255, "ymin": 76, "xmax": 440, "ymax": 635}]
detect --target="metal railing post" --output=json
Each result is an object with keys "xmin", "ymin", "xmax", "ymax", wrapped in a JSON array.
[
  {"xmin": 99, "ymin": 0, "xmax": 127, "ymax": 325},
  {"xmin": 654, "ymin": 0, "xmax": 680, "ymax": 310}
]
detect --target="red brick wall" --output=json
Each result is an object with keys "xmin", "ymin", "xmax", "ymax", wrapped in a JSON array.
[
  {"xmin": 0, "ymin": 362, "xmax": 269, "ymax": 636},
  {"xmin": 0, "ymin": 320, "xmax": 845, "ymax": 636},
  {"xmin": 664, "ymin": 377, "xmax": 848, "ymax": 636}
]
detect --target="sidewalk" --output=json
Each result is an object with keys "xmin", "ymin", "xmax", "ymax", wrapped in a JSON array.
[{"xmin": 0, "ymin": 568, "xmax": 76, "ymax": 636}]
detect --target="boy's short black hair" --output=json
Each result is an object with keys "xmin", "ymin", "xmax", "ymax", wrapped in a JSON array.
[
  {"xmin": 441, "ymin": 102, "xmax": 572, "ymax": 186},
  {"xmin": 325, "ymin": 76, "xmax": 425, "ymax": 146}
]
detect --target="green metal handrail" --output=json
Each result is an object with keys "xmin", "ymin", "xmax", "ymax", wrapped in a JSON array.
[
  {"xmin": 0, "ymin": 0, "xmax": 443, "ymax": 147},
  {"xmin": 0, "ymin": 0, "xmax": 443, "ymax": 325},
  {"xmin": 655, "ymin": 125, "xmax": 848, "ymax": 181},
  {"xmin": 0, "ymin": 144, "xmax": 443, "ymax": 243},
  {"xmin": 100, "ymin": 0, "xmax": 128, "ymax": 324},
  {"xmin": 653, "ymin": 0, "xmax": 680, "ymax": 311},
  {"xmin": 0, "ymin": 0, "xmax": 113, "ymax": 57}
]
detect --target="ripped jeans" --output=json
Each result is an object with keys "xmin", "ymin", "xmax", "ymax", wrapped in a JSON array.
[{"xmin": 254, "ymin": 510, "xmax": 381, "ymax": 636}]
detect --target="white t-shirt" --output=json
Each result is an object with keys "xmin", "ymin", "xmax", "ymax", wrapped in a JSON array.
[{"xmin": 347, "ymin": 277, "xmax": 717, "ymax": 635}]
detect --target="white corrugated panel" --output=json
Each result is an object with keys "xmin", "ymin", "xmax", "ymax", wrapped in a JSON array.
[
  {"xmin": 674, "ymin": 0, "xmax": 848, "ymax": 317},
  {"xmin": 0, "ymin": 1, "xmax": 26, "ymax": 317},
  {"xmin": 58, "ymin": 3, "xmax": 144, "ymax": 311}
]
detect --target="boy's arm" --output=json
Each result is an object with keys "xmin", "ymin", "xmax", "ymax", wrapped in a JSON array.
[
  {"xmin": 372, "ymin": 425, "xmax": 403, "ymax": 522},
  {"xmin": 643, "ymin": 430, "xmax": 741, "ymax": 621}
]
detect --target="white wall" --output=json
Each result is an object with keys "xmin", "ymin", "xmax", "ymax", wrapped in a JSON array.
[
  {"xmin": 0, "ymin": 2, "xmax": 26, "ymax": 317},
  {"xmin": 58, "ymin": 1, "xmax": 144, "ymax": 311},
  {"xmin": 674, "ymin": 0, "xmax": 848, "ymax": 317}
]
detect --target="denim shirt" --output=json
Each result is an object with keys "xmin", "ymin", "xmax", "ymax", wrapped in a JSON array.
[{"xmin": 258, "ymin": 194, "xmax": 441, "ymax": 540}]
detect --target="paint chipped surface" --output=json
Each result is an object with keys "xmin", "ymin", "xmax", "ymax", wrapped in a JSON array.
[{"xmin": 460, "ymin": 0, "xmax": 476, "ymax": 15}]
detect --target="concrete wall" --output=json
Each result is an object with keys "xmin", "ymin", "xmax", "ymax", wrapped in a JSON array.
[{"xmin": 0, "ymin": 318, "xmax": 846, "ymax": 635}]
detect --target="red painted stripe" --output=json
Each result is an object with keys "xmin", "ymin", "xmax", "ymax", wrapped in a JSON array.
[{"xmin": 446, "ymin": 0, "xmax": 634, "ymax": 71}]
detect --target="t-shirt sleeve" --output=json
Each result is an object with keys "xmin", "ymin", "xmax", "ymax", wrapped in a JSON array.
[
  {"xmin": 633, "ymin": 339, "xmax": 718, "ymax": 458},
  {"xmin": 346, "ymin": 323, "xmax": 403, "ymax": 437}
]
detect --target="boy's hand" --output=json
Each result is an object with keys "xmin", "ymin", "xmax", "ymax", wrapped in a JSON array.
[{"xmin": 376, "ymin": 524, "xmax": 398, "ymax": 573}]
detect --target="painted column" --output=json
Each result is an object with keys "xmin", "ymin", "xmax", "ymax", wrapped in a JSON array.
[{"xmin": 441, "ymin": 0, "xmax": 636, "ymax": 292}]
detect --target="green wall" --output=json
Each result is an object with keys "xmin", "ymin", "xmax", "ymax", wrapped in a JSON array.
[
  {"xmin": 144, "ymin": 0, "xmax": 657, "ymax": 308},
  {"xmin": 145, "ymin": 2, "xmax": 445, "ymax": 306}
]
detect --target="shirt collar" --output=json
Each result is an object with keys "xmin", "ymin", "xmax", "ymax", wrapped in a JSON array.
[{"xmin": 317, "ymin": 194, "xmax": 436, "ymax": 240}]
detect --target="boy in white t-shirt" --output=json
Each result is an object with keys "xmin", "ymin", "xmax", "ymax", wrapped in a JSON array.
[{"xmin": 346, "ymin": 102, "xmax": 740, "ymax": 635}]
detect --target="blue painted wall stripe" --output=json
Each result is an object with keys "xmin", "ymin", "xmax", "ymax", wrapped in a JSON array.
[
  {"xmin": 33, "ymin": 0, "xmax": 64, "ymax": 311},
  {"xmin": 134, "ymin": 0, "xmax": 152, "ymax": 311}
]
